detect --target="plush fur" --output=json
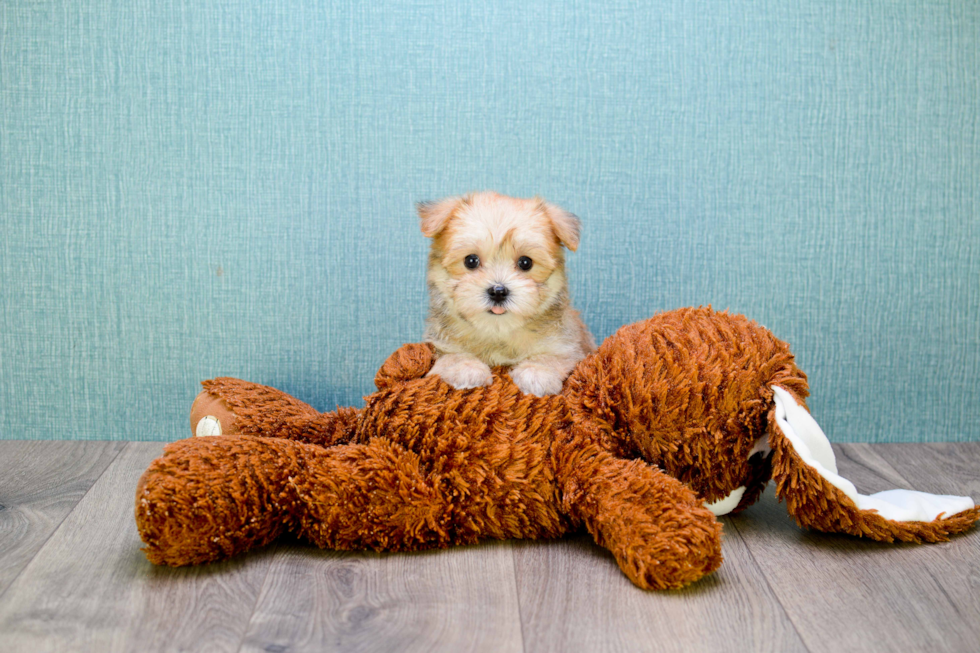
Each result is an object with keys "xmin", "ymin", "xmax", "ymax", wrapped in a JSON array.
[{"xmin": 136, "ymin": 307, "xmax": 979, "ymax": 590}]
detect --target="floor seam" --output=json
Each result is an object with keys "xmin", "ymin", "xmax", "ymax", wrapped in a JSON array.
[
  {"xmin": 0, "ymin": 440, "xmax": 128, "ymax": 604},
  {"xmin": 232, "ymin": 545, "xmax": 281, "ymax": 653},
  {"xmin": 509, "ymin": 541, "xmax": 529, "ymax": 653},
  {"xmin": 728, "ymin": 491, "xmax": 815, "ymax": 653}
]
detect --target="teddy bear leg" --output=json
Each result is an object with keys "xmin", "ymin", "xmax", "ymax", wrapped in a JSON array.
[
  {"xmin": 137, "ymin": 436, "xmax": 303, "ymax": 566},
  {"xmin": 137, "ymin": 435, "xmax": 472, "ymax": 567},
  {"xmin": 555, "ymin": 433, "xmax": 722, "ymax": 590},
  {"xmin": 290, "ymin": 437, "xmax": 472, "ymax": 552},
  {"xmin": 190, "ymin": 389, "xmax": 237, "ymax": 436},
  {"xmin": 190, "ymin": 377, "xmax": 359, "ymax": 446}
]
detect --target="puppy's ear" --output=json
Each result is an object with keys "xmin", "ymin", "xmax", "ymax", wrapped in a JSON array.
[
  {"xmin": 541, "ymin": 202, "xmax": 581, "ymax": 251},
  {"xmin": 417, "ymin": 196, "xmax": 461, "ymax": 238}
]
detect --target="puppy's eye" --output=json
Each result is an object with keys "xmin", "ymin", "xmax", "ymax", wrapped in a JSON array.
[
  {"xmin": 464, "ymin": 254, "xmax": 480, "ymax": 270},
  {"xmin": 517, "ymin": 256, "xmax": 533, "ymax": 271}
]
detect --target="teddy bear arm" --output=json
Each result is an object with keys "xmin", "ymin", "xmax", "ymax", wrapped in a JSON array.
[
  {"xmin": 554, "ymin": 430, "xmax": 722, "ymax": 590},
  {"xmin": 374, "ymin": 343, "xmax": 435, "ymax": 391}
]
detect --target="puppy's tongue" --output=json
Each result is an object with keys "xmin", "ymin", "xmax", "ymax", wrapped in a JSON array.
[{"xmin": 490, "ymin": 306, "xmax": 507, "ymax": 315}]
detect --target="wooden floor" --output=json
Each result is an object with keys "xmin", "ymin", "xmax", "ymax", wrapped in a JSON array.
[{"xmin": 0, "ymin": 441, "xmax": 977, "ymax": 652}]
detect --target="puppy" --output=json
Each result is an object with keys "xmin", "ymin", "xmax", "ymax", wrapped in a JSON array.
[{"xmin": 418, "ymin": 191, "xmax": 595, "ymax": 396}]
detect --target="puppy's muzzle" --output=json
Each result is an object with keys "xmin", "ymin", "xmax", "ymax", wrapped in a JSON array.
[{"xmin": 487, "ymin": 284, "xmax": 509, "ymax": 304}]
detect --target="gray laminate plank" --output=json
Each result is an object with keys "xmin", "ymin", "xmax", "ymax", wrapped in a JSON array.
[
  {"xmin": 513, "ymin": 526, "xmax": 808, "ymax": 653},
  {"xmin": 0, "ymin": 442, "xmax": 276, "ymax": 653},
  {"xmin": 860, "ymin": 442, "xmax": 980, "ymax": 637},
  {"xmin": 729, "ymin": 442, "xmax": 980, "ymax": 653},
  {"xmin": 864, "ymin": 442, "xmax": 980, "ymax": 499},
  {"xmin": 240, "ymin": 540, "xmax": 524, "ymax": 653},
  {"xmin": 0, "ymin": 440, "xmax": 126, "ymax": 597}
]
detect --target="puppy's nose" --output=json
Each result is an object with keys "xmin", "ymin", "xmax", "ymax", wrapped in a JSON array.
[{"xmin": 487, "ymin": 284, "xmax": 509, "ymax": 303}]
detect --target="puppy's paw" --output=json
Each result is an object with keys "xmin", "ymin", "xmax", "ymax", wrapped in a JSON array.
[
  {"xmin": 509, "ymin": 361, "xmax": 566, "ymax": 396},
  {"xmin": 427, "ymin": 354, "xmax": 493, "ymax": 390}
]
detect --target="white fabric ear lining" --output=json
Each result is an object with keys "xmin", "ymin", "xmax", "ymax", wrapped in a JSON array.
[
  {"xmin": 704, "ymin": 486, "xmax": 746, "ymax": 516},
  {"xmin": 771, "ymin": 386, "xmax": 974, "ymax": 522}
]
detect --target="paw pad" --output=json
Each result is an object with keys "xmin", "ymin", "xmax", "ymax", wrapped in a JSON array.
[{"xmin": 195, "ymin": 415, "xmax": 222, "ymax": 437}]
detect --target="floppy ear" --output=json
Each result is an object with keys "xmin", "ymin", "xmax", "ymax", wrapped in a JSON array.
[
  {"xmin": 417, "ymin": 196, "xmax": 461, "ymax": 238},
  {"xmin": 541, "ymin": 201, "xmax": 581, "ymax": 251},
  {"xmin": 767, "ymin": 385, "xmax": 978, "ymax": 542}
]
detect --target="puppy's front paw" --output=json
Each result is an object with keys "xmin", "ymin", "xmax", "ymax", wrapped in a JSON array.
[
  {"xmin": 427, "ymin": 354, "xmax": 493, "ymax": 390},
  {"xmin": 509, "ymin": 361, "xmax": 566, "ymax": 396}
]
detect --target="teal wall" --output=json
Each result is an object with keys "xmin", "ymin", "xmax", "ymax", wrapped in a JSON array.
[{"xmin": 2, "ymin": 1, "xmax": 977, "ymax": 442}]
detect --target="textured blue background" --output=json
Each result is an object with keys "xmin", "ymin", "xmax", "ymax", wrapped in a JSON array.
[{"xmin": 1, "ymin": 1, "xmax": 978, "ymax": 441}]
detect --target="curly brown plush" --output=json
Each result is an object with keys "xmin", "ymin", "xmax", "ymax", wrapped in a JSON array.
[{"xmin": 135, "ymin": 307, "xmax": 978, "ymax": 590}]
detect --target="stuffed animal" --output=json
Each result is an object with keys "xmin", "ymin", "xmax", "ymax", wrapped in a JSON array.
[{"xmin": 135, "ymin": 307, "xmax": 978, "ymax": 590}]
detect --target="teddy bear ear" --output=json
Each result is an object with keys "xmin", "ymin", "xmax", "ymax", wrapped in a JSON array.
[
  {"xmin": 768, "ymin": 386, "xmax": 979, "ymax": 541},
  {"xmin": 540, "ymin": 201, "xmax": 581, "ymax": 251},
  {"xmin": 417, "ymin": 196, "xmax": 462, "ymax": 238}
]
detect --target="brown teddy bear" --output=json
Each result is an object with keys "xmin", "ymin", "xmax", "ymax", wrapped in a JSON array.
[{"xmin": 135, "ymin": 307, "xmax": 978, "ymax": 590}]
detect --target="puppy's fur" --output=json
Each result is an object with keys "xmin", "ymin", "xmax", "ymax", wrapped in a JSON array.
[{"xmin": 418, "ymin": 191, "xmax": 595, "ymax": 396}]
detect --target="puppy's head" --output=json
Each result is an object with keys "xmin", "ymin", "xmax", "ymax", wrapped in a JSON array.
[{"xmin": 418, "ymin": 191, "xmax": 580, "ymax": 335}]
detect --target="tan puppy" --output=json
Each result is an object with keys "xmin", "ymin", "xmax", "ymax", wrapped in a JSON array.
[{"xmin": 418, "ymin": 191, "xmax": 595, "ymax": 396}]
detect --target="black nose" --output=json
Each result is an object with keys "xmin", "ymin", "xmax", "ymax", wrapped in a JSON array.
[{"xmin": 487, "ymin": 284, "xmax": 509, "ymax": 302}]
